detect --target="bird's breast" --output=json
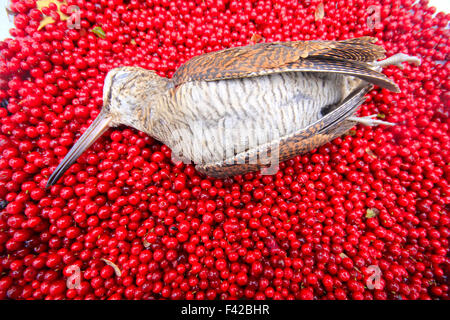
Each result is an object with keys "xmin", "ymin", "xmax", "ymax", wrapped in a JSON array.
[{"xmin": 152, "ymin": 72, "xmax": 348, "ymax": 165}]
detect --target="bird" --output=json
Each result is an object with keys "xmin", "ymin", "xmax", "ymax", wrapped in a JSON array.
[{"xmin": 45, "ymin": 36, "xmax": 420, "ymax": 187}]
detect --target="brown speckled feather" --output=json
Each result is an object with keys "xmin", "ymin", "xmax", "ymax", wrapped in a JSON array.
[{"xmin": 172, "ymin": 37, "xmax": 398, "ymax": 91}]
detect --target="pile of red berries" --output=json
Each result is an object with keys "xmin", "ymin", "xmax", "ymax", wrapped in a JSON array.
[{"xmin": 0, "ymin": 0, "xmax": 448, "ymax": 300}]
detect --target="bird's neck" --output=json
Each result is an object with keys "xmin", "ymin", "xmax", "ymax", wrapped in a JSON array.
[{"xmin": 137, "ymin": 90, "xmax": 174, "ymax": 141}]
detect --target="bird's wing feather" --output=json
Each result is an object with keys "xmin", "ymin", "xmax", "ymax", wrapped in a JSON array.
[{"xmin": 171, "ymin": 37, "xmax": 398, "ymax": 92}]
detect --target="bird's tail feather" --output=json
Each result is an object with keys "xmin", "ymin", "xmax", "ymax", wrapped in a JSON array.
[{"xmin": 46, "ymin": 110, "xmax": 112, "ymax": 188}]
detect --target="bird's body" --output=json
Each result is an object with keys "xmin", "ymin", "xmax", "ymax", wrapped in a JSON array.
[
  {"xmin": 46, "ymin": 37, "xmax": 420, "ymax": 187},
  {"xmin": 151, "ymin": 72, "xmax": 350, "ymax": 165}
]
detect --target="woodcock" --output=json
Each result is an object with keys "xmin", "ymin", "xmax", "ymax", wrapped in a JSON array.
[{"xmin": 46, "ymin": 37, "xmax": 420, "ymax": 187}]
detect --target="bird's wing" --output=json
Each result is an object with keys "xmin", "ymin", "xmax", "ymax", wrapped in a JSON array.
[{"xmin": 171, "ymin": 37, "xmax": 399, "ymax": 92}]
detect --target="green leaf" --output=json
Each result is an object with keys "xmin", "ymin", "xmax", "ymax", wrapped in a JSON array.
[
  {"xmin": 92, "ymin": 26, "xmax": 106, "ymax": 39},
  {"xmin": 365, "ymin": 208, "xmax": 379, "ymax": 218}
]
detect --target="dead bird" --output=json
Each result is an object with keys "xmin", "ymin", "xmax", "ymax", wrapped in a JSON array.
[{"xmin": 46, "ymin": 37, "xmax": 420, "ymax": 187}]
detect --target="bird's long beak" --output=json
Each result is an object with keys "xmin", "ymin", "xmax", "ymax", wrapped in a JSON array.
[{"xmin": 46, "ymin": 110, "xmax": 112, "ymax": 188}]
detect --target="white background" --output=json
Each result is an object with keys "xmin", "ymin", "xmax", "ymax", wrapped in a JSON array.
[{"xmin": 0, "ymin": 0, "xmax": 449, "ymax": 40}]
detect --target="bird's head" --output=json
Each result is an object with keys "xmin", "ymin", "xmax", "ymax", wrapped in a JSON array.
[
  {"xmin": 46, "ymin": 66, "xmax": 168, "ymax": 188},
  {"xmin": 102, "ymin": 66, "xmax": 169, "ymax": 129}
]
